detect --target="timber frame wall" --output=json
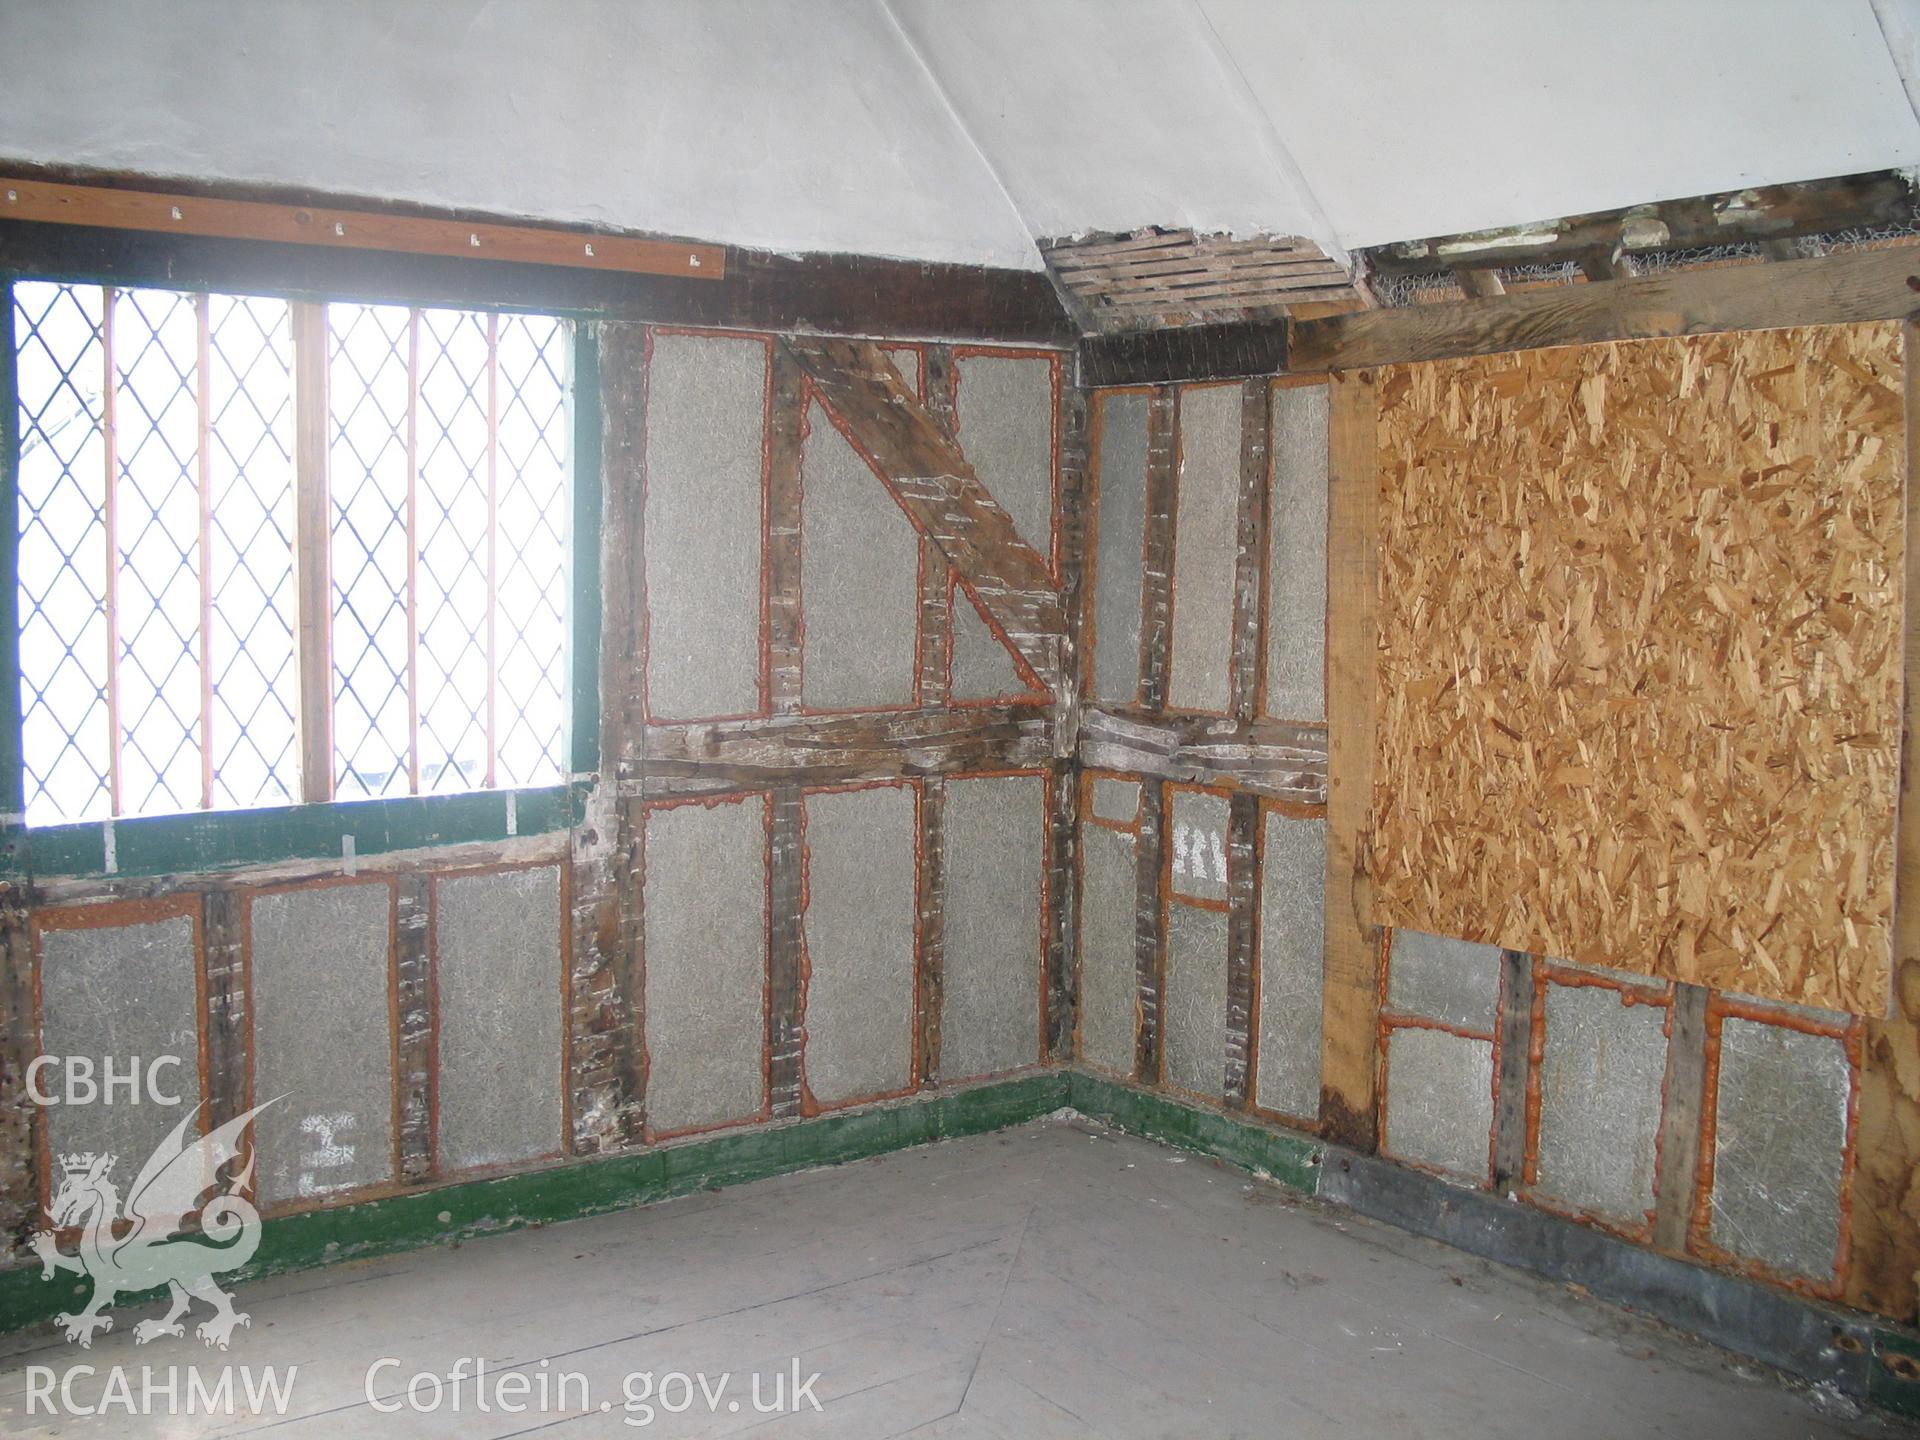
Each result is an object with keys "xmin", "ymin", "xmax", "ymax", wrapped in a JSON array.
[{"xmin": 2, "ymin": 198, "xmax": 1920, "ymax": 1339}]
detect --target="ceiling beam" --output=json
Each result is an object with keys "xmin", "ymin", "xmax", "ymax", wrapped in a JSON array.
[
  {"xmin": 1367, "ymin": 170, "xmax": 1915, "ymax": 279},
  {"xmin": 1290, "ymin": 242, "xmax": 1920, "ymax": 372}
]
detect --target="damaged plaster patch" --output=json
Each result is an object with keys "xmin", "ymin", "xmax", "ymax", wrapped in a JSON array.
[
  {"xmin": 1534, "ymin": 980, "xmax": 1666, "ymax": 1224},
  {"xmin": 1710, "ymin": 1017, "xmax": 1848, "ymax": 1282},
  {"xmin": 1169, "ymin": 789, "xmax": 1229, "ymax": 903}
]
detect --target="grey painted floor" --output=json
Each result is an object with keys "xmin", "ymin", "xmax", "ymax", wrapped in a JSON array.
[{"xmin": 0, "ymin": 1114, "xmax": 1910, "ymax": 1438}]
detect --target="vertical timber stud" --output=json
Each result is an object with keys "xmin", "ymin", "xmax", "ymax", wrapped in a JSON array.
[
  {"xmin": 1319, "ymin": 368, "xmax": 1380, "ymax": 1149},
  {"xmin": 569, "ymin": 322, "xmax": 645, "ymax": 1152},
  {"xmin": 1134, "ymin": 780, "xmax": 1169, "ymax": 1081},
  {"xmin": 201, "ymin": 890, "xmax": 249, "ymax": 1132},
  {"xmin": 1133, "ymin": 386, "xmax": 1177, "ymax": 1080},
  {"xmin": 393, "ymin": 873, "xmax": 436, "ymax": 1183},
  {"xmin": 0, "ymin": 893, "xmax": 33, "ymax": 1256},
  {"xmin": 764, "ymin": 348, "xmax": 808, "ymax": 1115},
  {"xmin": 1850, "ymin": 319, "xmax": 1920, "ymax": 1319},
  {"xmin": 767, "ymin": 787, "xmax": 806, "ymax": 1115},
  {"xmin": 766, "ymin": 346, "xmax": 805, "ymax": 715},
  {"xmin": 291, "ymin": 301, "xmax": 333, "ymax": 803},
  {"xmin": 917, "ymin": 347, "xmax": 955, "ymax": 1085},
  {"xmin": 1139, "ymin": 387, "xmax": 1178, "ymax": 711},
  {"xmin": 1491, "ymin": 950, "xmax": 1535, "ymax": 1190},
  {"xmin": 1045, "ymin": 379, "xmax": 1090, "ymax": 1059},
  {"xmin": 1225, "ymin": 792, "xmax": 1262, "ymax": 1107},
  {"xmin": 1653, "ymin": 981, "xmax": 1711, "ymax": 1253},
  {"xmin": 1223, "ymin": 379, "xmax": 1271, "ymax": 1108}
]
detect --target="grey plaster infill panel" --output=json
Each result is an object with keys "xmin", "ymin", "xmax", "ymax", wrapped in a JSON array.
[
  {"xmin": 1078, "ymin": 822, "xmax": 1137, "ymax": 1076},
  {"xmin": 954, "ymin": 352, "xmax": 1054, "ymax": 563},
  {"xmin": 941, "ymin": 775, "xmax": 1044, "ymax": 1080},
  {"xmin": 1091, "ymin": 390, "xmax": 1148, "ymax": 705},
  {"xmin": 435, "ymin": 865, "xmax": 564, "ymax": 1171},
  {"xmin": 1164, "ymin": 902, "xmax": 1229, "ymax": 1101},
  {"xmin": 1167, "ymin": 383, "xmax": 1239, "ymax": 713},
  {"xmin": 1266, "ymin": 382, "xmax": 1328, "ymax": 722},
  {"xmin": 252, "ymin": 883, "xmax": 395, "ymax": 1206},
  {"xmin": 1255, "ymin": 812, "xmax": 1325, "ymax": 1121},
  {"xmin": 801, "ymin": 785, "xmax": 916, "ymax": 1106},
  {"xmin": 1534, "ymin": 980, "xmax": 1667, "ymax": 1223},
  {"xmin": 643, "ymin": 797, "xmax": 771, "ymax": 1133},
  {"xmin": 1710, "ymin": 1018, "xmax": 1848, "ymax": 1282},
  {"xmin": 1384, "ymin": 1026, "xmax": 1494, "ymax": 1183},
  {"xmin": 39, "ymin": 916, "xmax": 201, "ymax": 1179},
  {"xmin": 1169, "ymin": 788, "xmax": 1229, "ymax": 903},
  {"xmin": 800, "ymin": 400, "xmax": 920, "ymax": 710},
  {"xmin": 1388, "ymin": 929, "xmax": 1503, "ymax": 1034},
  {"xmin": 642, "ymin": 331, "xmax": 767, "ymax": 721},
  {"xmin": 951, "ymin": 587, "xmax": 1031, "ymax": 698},
  {"xmin": 1090, "ymin": 777, "xmax": 1140, "ymax": 826}
]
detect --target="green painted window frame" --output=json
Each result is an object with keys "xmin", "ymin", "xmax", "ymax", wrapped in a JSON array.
[{"xmin": 0, "ymin": 273, "xmax": 603, "ymax": 879}]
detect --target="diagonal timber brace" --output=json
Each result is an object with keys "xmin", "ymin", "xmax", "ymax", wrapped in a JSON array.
[{"xmin": 780, "ymin": 336, "xmax": 1069, "ymax": 691}]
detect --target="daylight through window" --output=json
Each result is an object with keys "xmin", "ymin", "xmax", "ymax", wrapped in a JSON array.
[{"xmin": 11, "ymin": 282, "xmax": 572, "ymax": 826}]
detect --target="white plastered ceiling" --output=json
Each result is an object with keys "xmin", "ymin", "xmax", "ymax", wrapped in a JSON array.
[{"xmin": 1, "ymin": 0, "xmax": 1918, "ymax": 270}]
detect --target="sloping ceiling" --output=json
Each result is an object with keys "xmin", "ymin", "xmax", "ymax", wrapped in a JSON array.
[{"xmin": 1, "ymin": 0, "xmax": 1917, "ymax": 270}]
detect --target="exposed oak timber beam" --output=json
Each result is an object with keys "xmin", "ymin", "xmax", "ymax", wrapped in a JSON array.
[
  {"xmin": 0, "ymin": 222, "xmax": 1075, "ymax": 346},
  {"xmin": 1366, "ymin": 170, "xmax": 1915, "ymax": 278},
  {"xmin": 1078, "ymin": 706, "xmax": 1327, "ymax": 807},
  {"xmin": 1079, "ymin": 322, "xmax": 1288, "ymax": 388},
  {"xmin": 782, "ymin": 337, "xmax": 1069, "ymax": 687},
  {"xmin": 1290, "ymin": 243, "xmax": 1920, "ymax": 371},
  {"xmin": 1319, "ymin": 369, "xmax": 1380, "ymax": 1150},
  {"xmin": 1849, "ymin": 319, "xmax": 1920, "ymax": 1320},
  {"xmin": 637, "ymin": 706, "xmax": 1055, "ymax": 797}
]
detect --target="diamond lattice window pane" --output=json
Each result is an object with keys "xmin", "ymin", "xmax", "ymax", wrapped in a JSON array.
[
  {"xmin": 494, "ymin": 314, "xmax": 570, "ymax": 788},
  {"xmin": 415, "ymin": 308, "xmax": 492, "ymax": 793},
  {"xmin": 206, "ymin": 294, "xmax": 298, "ymax": 810},
  {"xmin": 328, "ymin": 303, "xmax": 414, "ymax": 800},
  {"xmin": 14, "ymin": 282, "xmax": 109, "ymax": 825},
  {"xmin": 111, "ymin": 287, "xmax": 203, "ymax": 818}
]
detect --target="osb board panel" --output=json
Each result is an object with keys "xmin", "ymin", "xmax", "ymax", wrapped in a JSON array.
[{"xmin": 1374, "ymin": 322, "xmax": 1904, "ymax": 1013}]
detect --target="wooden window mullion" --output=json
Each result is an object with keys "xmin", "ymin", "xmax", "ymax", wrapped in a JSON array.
[
  {"xmin": 291, "ymin": 301, "xmax": 333, "ymax": 804},
  {"xmin": 405, "ymin": 307, "xmax": 421, "ymax": 796},
  {"xmin": 485, "ymin": 312, "xmax": 499, "ymax": 790},
  {"xmin": 195, "ymin": 291, "xmax": 214, "ymax": 811},
  {"xmin": 101, "ymin": 285, "xmax": 122, "ymax": 819}
]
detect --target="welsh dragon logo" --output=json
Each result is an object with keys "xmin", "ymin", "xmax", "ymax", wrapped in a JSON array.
[{"xmin": 28, "ymin": 1099, "xmax": 278, "ymax": 1349}]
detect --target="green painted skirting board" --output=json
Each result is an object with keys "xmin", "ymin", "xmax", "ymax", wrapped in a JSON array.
[
  {"xmin": 7, "ymin": 1063, "xmax": 1917, "ymax": 1423},
  {"xmin": 0, "ymin": 1071, "xmax": 1068, "ymax": 1336},
  {"xmin": 1064, "ymin": 1070, "xmax": 1320, "ymax": 1194}
]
